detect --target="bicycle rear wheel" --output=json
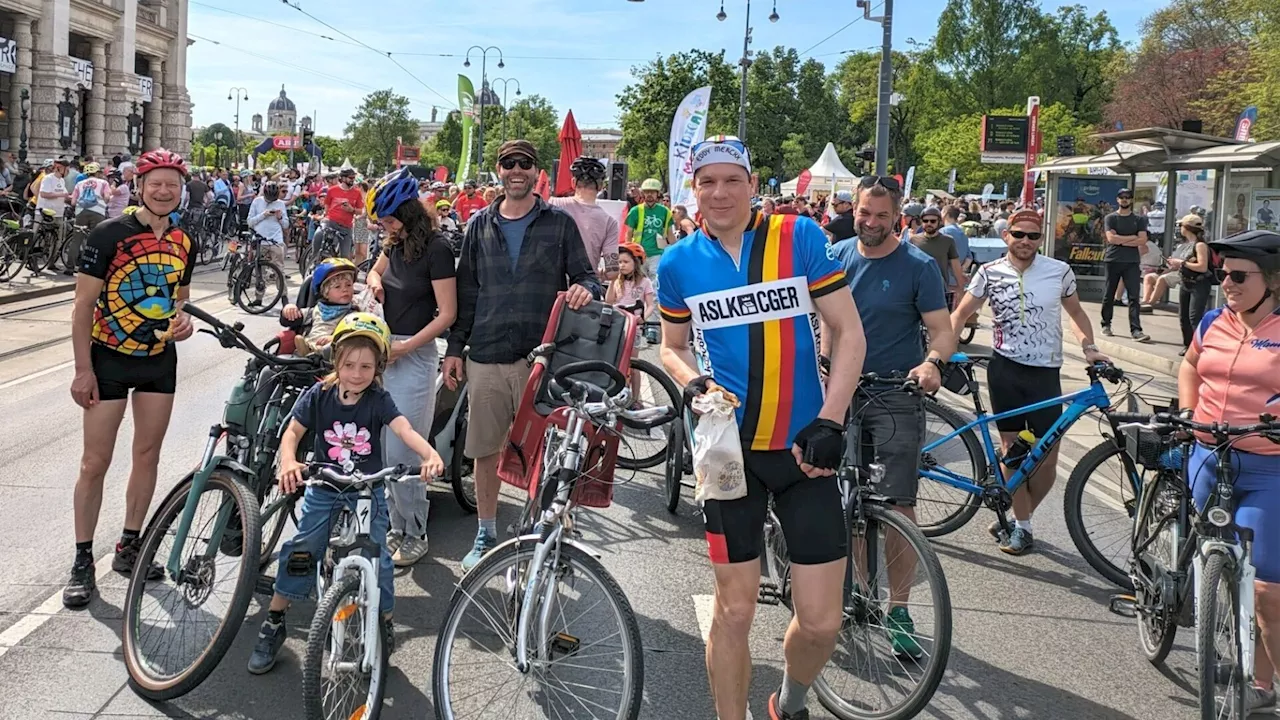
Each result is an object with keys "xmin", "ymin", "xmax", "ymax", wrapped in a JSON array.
[
  {"xmin": 1198, "ymin": 551, "xmax": 1246, "ymax": 720},
  {"xmin": 234, "ymin": 260, "xmax": 286, "ymax": 314},
  {"xmin": 1132, "ymin": 472, "xmax": 1182, "ymax": 664},
  {"xmin": 916, "ymin": 398, "xmax": 986, "ymax": 537},
  {"xmin": 663, "ymin": 414, "xmax": 686, "ymax": 513},
  {"xmin": 432, "ymin": 540, "xmax": 644, "ymax": 719},
  {"xmin": 1064, "ymin": 440, "xmax": 1142, "ymax": 590},
  {"xmin": 449, "ymin": 391, "xmax": 478, "ymax": 513},
  {"xmin": 302, "ymin": 572, "xmax": 388, "ymax": 720},
  {"xmin": 814, "ymin": 503, "xmax": 952, "ymax": 720},
  {"xmin": 0, "ymin": 231, "xmax": 23, "ymax": 281},
  {"xmin": 122, "ymin": 471, "xmax": 262, "ymax": 700},
  {"xmin": 615, "ymin": 358, "xmax": 680, "ymax": 470}
]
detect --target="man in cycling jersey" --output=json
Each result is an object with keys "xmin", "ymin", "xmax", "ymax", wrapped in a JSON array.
[
  {"xmin": 951, "ymin": 209, "xmax": 1108, "ymax": 554},
  {"xmin": 658, "ymin": 136, "xmax": 866, "ymax": 720}
]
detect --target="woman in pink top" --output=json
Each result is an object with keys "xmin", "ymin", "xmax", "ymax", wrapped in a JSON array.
[{"xmin": 1180, "ymin": 230, "xmax": 1280, "ymax": 711}]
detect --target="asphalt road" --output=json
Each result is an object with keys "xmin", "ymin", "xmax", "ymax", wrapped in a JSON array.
[{"xmin": 0, "ymin": 286, "xmax": 1205, "ymax": 720}]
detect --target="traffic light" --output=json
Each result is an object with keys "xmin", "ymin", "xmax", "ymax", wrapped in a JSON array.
[
  {"xmin": 301, "ymin": 127, "xmax": 314, "ymax": 147},
  {"xmin": 1056, "ymin": 135, "xmax": 1076, "ymax": 157}
]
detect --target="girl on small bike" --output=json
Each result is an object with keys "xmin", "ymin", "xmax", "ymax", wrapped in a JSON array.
[
  {"xmin": 606, "ymin": 243, "xmax": 656, "ymax": 401},
  {"xmin": 246, "ymin": 313, "xmax": 444, "ymax": 675},
  {"xmin": 1179, "ymin": 229, "xmax": 1280, "ymax": 713}
]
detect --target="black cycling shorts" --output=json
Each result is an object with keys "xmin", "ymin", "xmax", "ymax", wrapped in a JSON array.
[
  {"xmin": 91, "ymin": 343, "xmax": 177, "ymax": 401},
  {"xmin": 987, "ymin": 353, "xmax": 1063, "ymax": 436},
  {"xmin": 703, "ymin": 448, "xmax": 847, "ymax": 566}
]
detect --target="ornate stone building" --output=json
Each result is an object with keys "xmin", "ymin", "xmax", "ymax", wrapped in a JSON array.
[
  {"xmin": 266, "ymin": 84, "xmax": 294, "ymax": 133},
  {"xmin": 0, "ymin": 0, "xmax": 192, "ymax": 164}
]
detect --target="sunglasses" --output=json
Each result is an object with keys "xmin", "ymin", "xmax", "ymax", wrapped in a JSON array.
[
  {"xmin": 1008, "ymin": 230, "xmax": 1043, "ymax": 241},
  {"xmin": 921, "ymin": 218, "xmax": 939, "ymax": 223},
  {"xmin": 859, "ymin": 175, "xmax": 901, "ymax": 192},
  {"xmin": 500, "ymin": 157, "xmax": 534, "ymax": 170},
  {"xmin": 1215, "ymin": 268, "xmax": 1261, "ymax": 284}
]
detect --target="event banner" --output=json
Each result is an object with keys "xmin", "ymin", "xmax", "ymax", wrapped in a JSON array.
[
  {"xmin": 1053, "ymin": 176, "xmax": 1129, "ymax": 278},
  {"xmin": 458, "ymin": 74, "xmax": 475, "ymax": 181},
  {"xmin": 668, "ymin": 85, "xmax": 711, "ymax": 213}
]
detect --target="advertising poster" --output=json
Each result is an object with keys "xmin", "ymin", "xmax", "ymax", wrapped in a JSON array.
[
  {"xmin": 1226, "ymin": 175, "xmax": 1265, "ymax": 235},
  {"xmin": 1254, "ymin": 188, "xmax": 1280, "ymax": 231},
  {"xmin": 1053, "ymin": 176, "xmax": 1130, "ymax": 278}
]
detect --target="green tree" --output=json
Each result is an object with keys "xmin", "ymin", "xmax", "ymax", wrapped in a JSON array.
[
  {"xmin": 1039, "ymin": 6, "xmax": 1124, "ymax": 123},
  {"xmin": 311, "ymin": 135, "xmax": 347, "ymax": 167},
  {"xmin": 344, "ymin": 89, "xmax": 420, "ymax": 174},
  {"xmin": 485, "ymin": 95, "xmax": 560, "ymax": 176},
  {"xmin": 745, "ymin": 46, "xmax": 801, "ymax": 182},
  {"xmin": 934, "ymin": 0, "xmax": 1049, "ymax": 112},
  {"xmin": 616, "ymin": 50, "xmax": 739, "ymax": 183},
  {"xmin": 421, "ymin": 112, "xmax": 463, "ymax": 177}
]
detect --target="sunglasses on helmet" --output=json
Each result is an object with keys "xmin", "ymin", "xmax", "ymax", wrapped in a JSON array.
[
  {"xmin": 500, "ymin": 157, "xmax": 534, "ymax": 170},
  {"xmin": 858, "ymin": 175, "xmax": 901, "ymax": 192}
]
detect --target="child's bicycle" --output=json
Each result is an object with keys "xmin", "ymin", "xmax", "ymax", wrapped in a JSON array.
[
  {"xmin": 298, "ymin": 463, "xmax": 421, "ymax": 720},
  {"xmin": 121, "ymin": 303, "xmax": 326, "ymax": 700}
]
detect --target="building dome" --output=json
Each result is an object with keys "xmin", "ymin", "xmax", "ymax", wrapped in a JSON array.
[{"xmin": 269, "ymin": 85, "xmax": 295, "ymax": 112}]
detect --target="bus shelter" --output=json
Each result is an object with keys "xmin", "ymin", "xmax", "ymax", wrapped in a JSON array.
[{"xmin": 1032, "ymin": 127, "xmax": 1280, "ymax": 301}]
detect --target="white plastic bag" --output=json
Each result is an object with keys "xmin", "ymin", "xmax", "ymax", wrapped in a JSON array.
[
  {"xmin": 352, "ymin": 283, "xmax": 383, "ymax": 318},
  {"xmin": 691, "ymin": 390, "xmax": 747, "ymax": 504}
]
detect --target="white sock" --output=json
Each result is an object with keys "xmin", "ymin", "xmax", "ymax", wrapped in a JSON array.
[{"xmin": 1016, "ymin": 518, "xmax": 1033, "ymax": 532}]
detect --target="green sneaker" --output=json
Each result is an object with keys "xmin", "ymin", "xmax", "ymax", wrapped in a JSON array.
[{"xmin": 886, "ymin": 606, "xmax": 923, "ymax": 659}]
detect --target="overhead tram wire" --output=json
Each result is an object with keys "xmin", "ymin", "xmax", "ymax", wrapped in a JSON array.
[
  {"xmin": 280, "ymin": 0, "xmax": 456, "ymax": 108},
  {"xmin": 798, "ymin": 1, "xmax": 883, "ymax": 57},
  {"xmin": 189, "ymin": 1, "xmax": 364, "ymax": 48}
]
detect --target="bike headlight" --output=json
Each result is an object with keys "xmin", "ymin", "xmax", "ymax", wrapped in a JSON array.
[{"xmin": 1206, "ymin": 506, "xmax": 1231, "ymax": 528}]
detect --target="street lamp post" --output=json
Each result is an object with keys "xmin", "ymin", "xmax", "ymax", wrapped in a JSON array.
[
  {"xmin": 18, "ymin": 88, "xmax": 29, "ymax": 164},
  {"xmin": 716, "ymin": 0, "xmax": 778, "ymax": 143},
  {"xmin": 491, "ymin": 78, "xmax": 521, "ymax": 142},
  {"xmin": 227, "ymin": 86, "xmax": 249, "ymax": 168},
  {"xmin": 464, "ymin": 46, "xmax": 504, "ymax": 176},
  {"xmin": 215, "ymin": 130, "xmax": 223, "ymax": 169}
]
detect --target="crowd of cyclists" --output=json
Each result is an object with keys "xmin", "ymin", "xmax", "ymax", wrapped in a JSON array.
[{"xmin": 46, "ymin": 131, "xmax": 1280, "ymax": 719}]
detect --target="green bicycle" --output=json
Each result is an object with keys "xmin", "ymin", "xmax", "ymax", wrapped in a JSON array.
[{"xmin": 121, "ymin": 304, "xmax": 326, "ymax": 700}]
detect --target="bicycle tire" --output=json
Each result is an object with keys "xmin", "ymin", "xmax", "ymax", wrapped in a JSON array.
[
  {"xmin": 916, "ymin": 398, "xmax": 986, "ymax": 538},
  {"xmin": 432, "ymin": 540, "xmax": 644, "ymax": 720},
  {"xmin": 813, "ymin": 503, "xmax": 953, "ymax": 720},
  {"xmin": 60, "ymin": 229, "xmax": 84, "ymax": 273},
  {"xmin": 234, "ymin": 260, "xmax": 286, "ymax": 315},
  {"xmin": 1064, "ymin": 440, "xmax": 1141, "ymax": 590},
  {"xmin": 449, "ymin": 392, "xmax": 478, "ymax": 513},
  {"xmin": 1198, "ymin": 551, "xmax": 1246, "ymax": 720},
  {"xmin": 122, "ymin": 470, "xmax": 262, "ymax": 700},
  {"xmin": 0, "ymin": 231, "xmax": 22, "ymax": 282},
  {"xmin": 257, "ymin": 486, "xmax": 298, "ymax": 574},
  {"xmin": 25, "ymin": 228, "xmax": 54, "ymax": 273},
  {"xmin": 615, "ymin": 358, "xmax": 681, "ymax": 471},
  {"xmin": 1132, "ymin": 473, "xmax": 1180, "ymax": 665},
  {"xmin": 663, "ymin": 414, "xmax": 685, "ymax": 514},
  {"xmin": 297, "ymin": 243, "xmax": 310, "ymax": 278},
  {"xmin": 302, "ymin": 572, "xmax": 388, "ymax": 720}
]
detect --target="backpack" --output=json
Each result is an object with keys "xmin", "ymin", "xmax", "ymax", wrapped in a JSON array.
[
  {"xmin": 1207, "ymin": 248, "xmax": 1224, "ymax": 285},
  {"xmin": 77, "ymin": 181, "xmax": 100, "ymax": 210}
]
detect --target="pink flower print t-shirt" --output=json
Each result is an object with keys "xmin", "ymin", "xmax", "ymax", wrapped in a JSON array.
[{"xmin": 291, "ymin": 382, "xmax": 403, "ymax": 473}]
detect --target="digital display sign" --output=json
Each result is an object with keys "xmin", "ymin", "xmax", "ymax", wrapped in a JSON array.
[{"xmin": 981, "ymin": 115, "xmax": 1029, "ymax": 153}]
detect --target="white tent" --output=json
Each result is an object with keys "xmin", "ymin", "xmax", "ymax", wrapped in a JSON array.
[{"xmin": 778, "ymin": 142, "xmax": 859, "ymax": 196}]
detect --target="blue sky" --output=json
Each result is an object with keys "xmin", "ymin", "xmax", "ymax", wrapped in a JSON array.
[{"xmin": 187, "ymin": 0, "xmax": 1158, "ymax": 137}]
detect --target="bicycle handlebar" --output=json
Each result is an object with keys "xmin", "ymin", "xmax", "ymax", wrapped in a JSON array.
[
  {"xmin": 183, "ymin": 303, "xmax": 319, "ymax": 369},
  {"xmin": 1113, "ymin": 411, "xmax": 1280, "ymax": 440},
  {"xmin": 859, "ymin": 372, "xmax": 924, "ymax": 395},
  {"xmin": 303, "ymin": 463, "xmax": 422, "ymax": 489}
]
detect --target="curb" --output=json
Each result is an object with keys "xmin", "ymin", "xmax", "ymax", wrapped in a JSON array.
[
  {"xmin": 0, "ymin": 281, "xmax": 74, "ymax": 307},
  {"xmin": 1091, "ymin": 336, "xmax": 1179, "ymax": 377}
]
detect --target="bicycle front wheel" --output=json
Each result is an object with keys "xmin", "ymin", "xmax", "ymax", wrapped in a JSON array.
[
  {"xmin": 1064, "ymin": 440, "xmax": 1142, "ymax": 590},
  {"xmin": 234, "ymin": 260, "xmax": 286, "ymax": 314},
  {"xmin": 814, "ymin": 503, "xmax": 953, "ymax": 720},
  {"xmin": 1198, "ymin": 551, "xmax": 1246, "ymax": 720},
  {"xmin": 916, "ymin": 398, "xmax": 986, "ymax": 538},
  {"xmin": 1133, "ymin": 472, "xmax": 1182, "ymax": 664},
  {"xmin": 615, "ymin": 358, "xmax": 681, "ymax": 471},
  {"xmin": 663, "ymin": 413, "xmax": 686, "ymax": 513},
  {"xmin": 122, "ymin": 470, "xmax": 262, "ymax": 700},
  {"xmin": 302, "ymin": 572, "xmax": 388, "ymax": 720},
  {"xmin": 432, "ymin": 540, "xmax": 644, "ymax": 720},
  {"xmin": 449, "ymin": 391, "xmax": 478, "ymax": 513}
]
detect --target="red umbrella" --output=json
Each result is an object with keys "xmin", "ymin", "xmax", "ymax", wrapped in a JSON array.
[
  {"xmin": 535, "ymin": 169, "xmax": 551, "ymax": 199},
  {"xmin": 554, "ymin": 109, "xmax": 583, "ymax": 197}
]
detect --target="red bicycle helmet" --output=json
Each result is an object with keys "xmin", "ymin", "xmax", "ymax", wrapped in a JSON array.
[
  {"xmin": 135, "ymin": 148, "xmax": 189, "ymax": 178},
  {"xmin": 619, "ymin": 241, "xmax": 647, "ymax": 266}
]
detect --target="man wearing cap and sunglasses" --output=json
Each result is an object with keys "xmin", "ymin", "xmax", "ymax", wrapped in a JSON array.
[
  {"xmin": 659, "ymin": 135, "xmax": 866, "ymax": 720},
  {"xmin": 951, "ymin": 209, "xmax": 1109, "ymax": 555},
  {"xmin": 821, "ymin": 190, "xmax": 855, "ymax": 243},
  {"xmin": 1101, "ymin": 188, "xmax": 1152, "ymax": 342},
  {"xmin": 444, "ymin": 139, "xmax": 602, "ymax": 572}
]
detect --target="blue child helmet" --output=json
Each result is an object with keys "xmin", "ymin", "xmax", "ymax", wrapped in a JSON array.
[{"xmin": 312, "ymin": 257, "xmax": 358, "ymax": 296}]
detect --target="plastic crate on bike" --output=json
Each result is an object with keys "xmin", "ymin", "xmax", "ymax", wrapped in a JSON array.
[{"xmin": 498, "ymin": 294, "xmax": 639, "ymax": 509}]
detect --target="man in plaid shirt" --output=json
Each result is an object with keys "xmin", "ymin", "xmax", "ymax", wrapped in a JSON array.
[{"xmin": 443, "ymin": 139, "xmax": 602, "ymax": 571}]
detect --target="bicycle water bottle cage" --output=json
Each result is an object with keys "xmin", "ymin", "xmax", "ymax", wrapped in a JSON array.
[{"xmin": 286, "ymin": 551, "xmax": 314, "ymax": 576}]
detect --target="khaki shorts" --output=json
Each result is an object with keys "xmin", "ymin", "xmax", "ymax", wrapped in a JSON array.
[
  {"xmin": 465, "ymin": 358, "xmax": 533, "ymax": 459},
  {"xmin": 260, "ymin": 243, "xmax": 285, "ymax": 266}
]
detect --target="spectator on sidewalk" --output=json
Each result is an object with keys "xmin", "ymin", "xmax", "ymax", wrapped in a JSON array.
[{"xmin": 1101, "ymin": 188, "xmax": 1151, "ymax": 342}]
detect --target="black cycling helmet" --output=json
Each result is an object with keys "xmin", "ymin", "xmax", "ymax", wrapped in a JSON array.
[
  {"xmin": 1209, "ymin": 230, "xmax": 1280, "ymax": 271},
  {"xmin": 903, "ymin": 202, "xmax": 925, "ymax": 218},
  {"xmin": 569, "ymin": 156, "xmax": 606, "ymax": 186}
]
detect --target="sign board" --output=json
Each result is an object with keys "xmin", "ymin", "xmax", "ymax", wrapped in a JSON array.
[
  {"xmin": 0, "ymin": 37, "xmax": 15, "ymax": 74},
  {"xmin": 72, "ymin": 58, "xmax": 93, "ymax": 88},
  {"xmin": 138, "ymin": 75, "xmax": 153, "ymax": 103},
  {"xmin": 980, "ymin": 150, "xmax": 1026, "ymax": 165},
  {"xmin": 398, "ymin": 145, "xmax": 420, "ymax": 165},
  {"xmin": 981, "ymin": 115, "xmax": 1028, "ymax": 153},
  {"xmin": 271, "ymin": 135, "xmax": 302, "ymax": 150}
]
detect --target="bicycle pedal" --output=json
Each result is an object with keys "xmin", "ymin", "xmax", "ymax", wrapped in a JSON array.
[
  {"xmin": 255, "ymin": 573, "xmax": 277, "ymax": 596},
  {"xmin": 550, "ymin": 632, "xmax": 580, "ymax": 657},
  {"xmin": 1108, "ymin": 594, "xmax": 1137, "ymax": 618}
]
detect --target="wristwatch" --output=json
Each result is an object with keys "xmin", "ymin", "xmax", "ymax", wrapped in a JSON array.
[
  {"xmin": 926, "ymin": 357, "xmax": 945, "ymax": 372},
  {"xmin": 1082, "ymin": 343, "xmax": 1099, "ymax": 353}
]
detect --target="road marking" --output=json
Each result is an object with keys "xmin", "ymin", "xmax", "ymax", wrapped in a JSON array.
[
  {"xmin": 0, "ymin": 553, "xmax": 116, "ymax": 660},
  {"xmin": 693, "ymin": 593, "xmax": 714, "ymax": 645},
  {"xmin": 0, "ymin": 302, "xmax": 241, "ymax": 390}
]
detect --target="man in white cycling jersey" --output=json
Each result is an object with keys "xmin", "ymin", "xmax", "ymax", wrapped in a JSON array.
[{"xmin": 950, "ymin": 209, "xmax": 1108, "ymax": 554}]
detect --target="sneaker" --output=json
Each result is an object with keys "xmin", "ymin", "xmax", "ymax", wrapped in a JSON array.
[
  {"xmin": 886, "ymin": 606, "xmax": 924, "ymax": 659},
  {"xmin": 1131, "ymin": 330, "xmax": 1151, "ymax": 343},
  {"xmin": 113, "ymin": 538, "xmax": 163, "ymax": 580},
  {"xmin": 393, "ymin": 535, "xmax": 429, "ymax": 567},
  {"xmin": 461, "ymin": 529, "xmax": 498, "ymax": 573},
  {"xmin": 247, "ymin": 618, "xmax": 287, "ymax": 674},
  {"xmin": 62, "ymin": 561, "xmax": 96, "ymax": 609},
  {"xmin": 1000, "ymin": 527, "xmax": 1035, "ymax": 555},
  {"xmin": 1246, "ymin": 685, "xmax": 1276, "ymax": 715},
  {"xmin": 1101, "ymin": 325, "xmax": 1113, "ymax": 337},
  {"xmin": 386, "ymin": 530, "xmax": 405, "ymax": 557},
  {"xmin": 1139, "ymin": 304, "xmax": 1155, "ymax": 314},
  {"xmin": 767, "ymin": 691, "xmax": 810, "ymax": 720},
  {"xmin": 986, "ymin": 519, "xmax": 1003, "ymax": 541}
]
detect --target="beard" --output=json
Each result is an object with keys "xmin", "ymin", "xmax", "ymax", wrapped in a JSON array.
[
  {"xmin": 504, "ymin": 176, "xmax": 532, "ymax": 200},
  {"xmin": 857, "ymin": 222, "xmax": 890, "ymax": 246}
]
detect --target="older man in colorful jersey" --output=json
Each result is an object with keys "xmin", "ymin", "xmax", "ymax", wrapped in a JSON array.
[{"xmin": 658, "ymin": 135, "xmax": 867, "ymax": 720}]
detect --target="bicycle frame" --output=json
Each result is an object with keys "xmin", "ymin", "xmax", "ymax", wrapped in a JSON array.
[
  {"xmin": 919, "ymin": 378, "xmax": 1112, "ymax": 499},
  {"xmin": 321, "ymin": 485, "xmax": 383, "ymax": 675}
]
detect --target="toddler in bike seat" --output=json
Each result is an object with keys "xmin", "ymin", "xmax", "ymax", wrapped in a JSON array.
[
  {"xmin": 246, "ymin": 313, "xmax": 443, "ymax": 676},
  {"xmin": 279, "ymin": 257, "xmax": 379, "ymax": 356}
]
